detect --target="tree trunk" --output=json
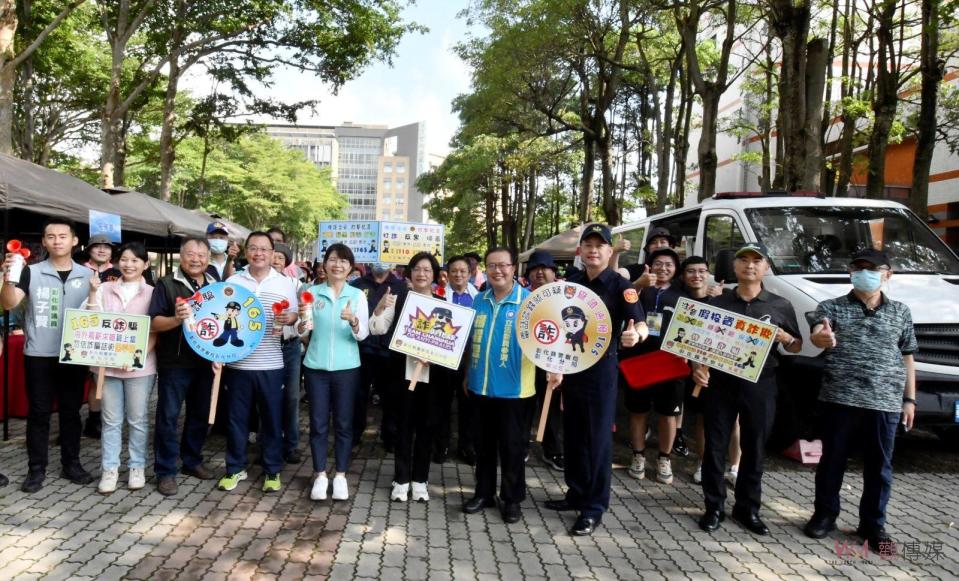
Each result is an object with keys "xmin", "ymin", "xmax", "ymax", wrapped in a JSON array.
[
  {"xmin": 802, "ymin": 38, "xmax": 828, "ymax": 191},
  {"xmin": 598, "ymin": 117, "xmax": 618, "ymax": 225},
  {"xmin": 100, "ymin": 35, "xmax": 126, "ymax": 188},
  {"xmin": 523, "ymin": 171, "xmax": 536, "ymax": 250},
  {"xmin": 697, "ymin": 86, "xmax": 721, "ymax": 200},
  {"xmin": 580, "ymin": 134, "xmax": 594, "ymax": 223},
  {"xmin": 759, "ymin": 46, "xmax": 774, "ymax": 191},
  {"xmin": 910, "ymin": 0, "xmax": 940, "ymax": 218},
  {"xmin": 158, "ymin": 56, "xmax": 181, "ymax": 201},
  {"xmin": 865, "ymin": 0, "xmax": 898, "ymax": 199},
  {"xmin": 656, "ymin": 51, "xmax": 680, "ymax": 212},
  {"xmin": 674, "ymin": 72, "xmax": 692, "ymax": 207},
  {"xmin": 770, "ymin": 0, "xmax": 811, "ymax": 191},
  {"xmin": 0, "ymin": 0, "xmax": 16, "ymax": 156}
]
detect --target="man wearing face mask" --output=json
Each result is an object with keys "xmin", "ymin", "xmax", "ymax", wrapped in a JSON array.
[
  {"xmin": 206, "ymin": 221, "xmax": 238, "ymax": 281},
  {"xmin": 803, "ymin": 249, "xmax": 916, "ymax": 556}
]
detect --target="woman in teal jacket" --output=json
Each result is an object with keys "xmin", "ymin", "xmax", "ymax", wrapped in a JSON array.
[{"xmin": 297, "ymin": 243, "xmax": 369, "ymax": 502}]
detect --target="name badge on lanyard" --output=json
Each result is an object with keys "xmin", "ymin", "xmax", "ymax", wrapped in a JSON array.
[{"xmin": 646, "ymin": 288, "xmax": 667, "ymax": 337}]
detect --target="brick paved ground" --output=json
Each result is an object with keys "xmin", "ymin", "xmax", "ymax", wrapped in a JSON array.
[{"xmin": 0, "ymin": 395, "xmax": 956, "ymax": 580}]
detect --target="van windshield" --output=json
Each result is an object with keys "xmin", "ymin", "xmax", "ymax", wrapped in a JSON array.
[{"xmin": 745, "ymin": 206, "xmax": 959, "ymax": 275}]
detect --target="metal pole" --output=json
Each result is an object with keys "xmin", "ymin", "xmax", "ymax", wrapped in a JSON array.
[{"xmin": 3, "ymin": 206, "xmax": 10, "ymax": 441}]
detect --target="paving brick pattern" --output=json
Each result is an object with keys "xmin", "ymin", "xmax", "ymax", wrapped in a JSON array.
[{"xmin": 0, "ymin": 398, "xmax": 956, "ymax": 580}]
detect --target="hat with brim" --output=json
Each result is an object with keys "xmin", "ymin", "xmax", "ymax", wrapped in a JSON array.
[
  {"xmin": 527, "ymin": 249, "xmax": 557, "ymax": 272},
  {"xmin": 88, "ymin": 234, "xmax": 113, "ymax": 247},
  {"xmin": 735, "ymin": 242, "xmax": 769, "ymax": 260},
  {"xmin": 850, "ymin": 248, "xmax": 890, "ymax": 268},
  {"xmin": 580, "ymin": 223, "xmax": 612, "ymax": 245}
]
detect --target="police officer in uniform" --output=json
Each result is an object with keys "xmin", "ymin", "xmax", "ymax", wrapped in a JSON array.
[
  {"xmin": 693, "ymin": 242, "xmax": 802, "ymax": 535},
  {"xmin": 543, "ymin": 224, "xmax": 647, "ymax": 536}
]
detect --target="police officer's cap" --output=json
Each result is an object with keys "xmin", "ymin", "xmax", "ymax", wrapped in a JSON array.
[
  {"xmin": 580, "ymin": 224, "xmax": 612, "ymax": 245},
  {"xmin": 562, "ymin": 305, "xmax": 586, "ymax": 320}
]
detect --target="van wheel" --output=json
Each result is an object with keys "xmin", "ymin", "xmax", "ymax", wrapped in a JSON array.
[{"xmin": 933, "ymin": 426, "xmax": 959, "ymax": 450}]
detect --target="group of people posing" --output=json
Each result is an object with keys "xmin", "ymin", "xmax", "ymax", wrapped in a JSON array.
[{"xmin": 0, "ymin": 217, "xmax": 916, "ymax": 551}]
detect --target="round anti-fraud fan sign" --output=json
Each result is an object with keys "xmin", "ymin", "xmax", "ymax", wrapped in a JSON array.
[{"xmin": 516, "ymin": 282, "xmax": 614, "ymax": 374}]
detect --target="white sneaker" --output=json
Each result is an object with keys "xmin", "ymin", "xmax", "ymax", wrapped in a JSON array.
[
  {"xmin": 311, "ymin": 473, "xmax": 328, "ymax": 501},
  {"xmin": 331, "ymin": 475, "xmax": 349, "ymax": 500},
  {"xmin": 725, "ymin": 466, "xmax": 738, "ymax": 488},
  {"xmin": 391, "ymin": 481, "xmax": 409, "ymax": 502},
  {"xmin": 128, "ymin": 467, "xmax": 146, "ymax": 490},
  {"xmin": 98, "ymin": 468, "xmax": 119, "ymax": 494},
  {"xmin": 692, "ymin": 464, "xmax": 702, "ymax": 484},
  {"xmin": 411, "ymin": 481, "xmax": 429, "ymax": 502},
  {"xmin": 657, "ymin": 456, "xmax": 674, "ymax": 485},
  {"xmin": 628, "ymin": 452, "xmax": 645, "ymax": 480}
]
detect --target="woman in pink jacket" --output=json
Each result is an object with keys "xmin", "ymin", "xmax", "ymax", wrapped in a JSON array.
[{"xmin": 85, "ymin": 242, "xmax": 156, "ymax": 493}]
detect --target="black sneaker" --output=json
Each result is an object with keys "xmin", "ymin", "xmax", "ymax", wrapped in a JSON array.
[
  {"xmin": 672, "ymin": 430, "xmax": 689, "ymax": 457},
  {"xmin": 544, "ymin": 454, "xmax": 565, "ymax": 471},
  {"xmin": 0, "ymin": 472, "xmax": 8, "ymax": 487},
  {"xmin": 21, "ymin": 471, "xmax": 44, "ymax": 493},
  {"xmin": 61, "ymin": 464, "xmax": 94, "ymax": 485},
  {"xmin": 284, "ymin": 450, "xmax": 303, "ymax": 464}
]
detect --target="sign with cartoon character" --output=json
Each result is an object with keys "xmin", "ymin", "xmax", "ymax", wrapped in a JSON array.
[
  {"xmin": 378, "ymin": 221, "xmax": 445, "ymax": 265},
  {"xmin": 516, "ymin": 282, "xmax": 613, "ymax": 374},
  {"xmin": 181, "ymin": 282, "xmax": 267, "ymax": 363},
  {"xmin": 317, "ymin": 220, "xmax": 381, "ymax": 264},
  {"xmin": 388, "ymin": 292, "xmax": 475, "ymax": 371},
  {"xmin": 660, "ymin": 297, "xmax": 777, "ymax": 383},
  {"xmin": 59, "ymin": 309, "xmax": 151, "ymax": 369}
]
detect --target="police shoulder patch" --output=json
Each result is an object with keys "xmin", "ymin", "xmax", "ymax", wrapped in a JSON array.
[{"xmin": 623, "ymin": 288, "xmax": 638, "ymax": 303}]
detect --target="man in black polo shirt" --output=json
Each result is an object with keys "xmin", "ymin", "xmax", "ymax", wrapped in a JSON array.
[
  {"xmin": 803, "ymin": 249, "xmax": 916, "ymax": 555},
  {"xmin": 693, "ymin": 242, "xmax": 802, "ymax": 535},
  {"xmin": 544, "ymin": 224, "xmax": 647, "ymax": 536}
]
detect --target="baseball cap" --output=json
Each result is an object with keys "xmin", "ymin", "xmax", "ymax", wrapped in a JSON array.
[
  {"xmin": 735, "ymin": 242, "xmax": 769, "ymax": 260},
  {"xmin": 88, "ymin": 234, "xmax": 113, "ymax": 247},
  {"xmin": 372, "ymin": 263, "xmax": 391, "ymax": 274},
  {"xmin": 206, "ymin": 221, "xmax": 229, "ymax": 236},
  {"xmin": 580, "ymin": 223, "xmax": 612, "ymax": 245},
  {"xmin": 850, "ymin": 248, "xmax": 890, "ymax": 268}
]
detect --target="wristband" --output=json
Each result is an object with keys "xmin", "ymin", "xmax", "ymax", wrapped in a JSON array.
[{"xmin": 902, "ymin": 397, "xmax": 916, "ymax": 405}]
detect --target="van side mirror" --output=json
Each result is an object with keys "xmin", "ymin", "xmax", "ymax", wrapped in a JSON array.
[{"xmin": 713, "ymin": 249, "xmax": 738, "ymax": 284}]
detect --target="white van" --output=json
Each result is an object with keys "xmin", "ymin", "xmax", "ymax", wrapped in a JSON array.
[{"xmin": 605, "ymin": 192, "xmax": 959, "ymax": 444}]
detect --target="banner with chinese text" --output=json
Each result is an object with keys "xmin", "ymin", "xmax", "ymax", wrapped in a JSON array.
[
  {"xmin": 59, "ymin": 309, "xmax": 150, "ymax": 369},
  {"xmin": 317, "ymin": 221, "xmax": 381, "ymax": 264},
  {"xmin": 660, "ymin": 297, "xmax": 777, "ymax": 383},
  {"xmin": 379, "ymin": 221, "xmax": 445, "ymax": 264},
  {"xmin": 389, "ymin": 292, "xmax": 474, "ymax": 370}
]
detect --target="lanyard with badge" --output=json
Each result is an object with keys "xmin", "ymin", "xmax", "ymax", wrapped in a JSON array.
[{"xmin": 646, "ymin": 287, "xmax": 667, "ymax": 337}]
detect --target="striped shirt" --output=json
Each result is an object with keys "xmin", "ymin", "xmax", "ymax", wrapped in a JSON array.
[{"xmin": 226, "ymin": 268, "xmax": 299, "ymax": 371}]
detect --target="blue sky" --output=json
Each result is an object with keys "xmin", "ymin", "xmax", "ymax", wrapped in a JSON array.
[{"xmin": 186, "ymin": 1, "xmax": 475, "ymax": 156}]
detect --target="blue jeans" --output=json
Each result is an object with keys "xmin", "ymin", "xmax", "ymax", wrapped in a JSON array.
[
  {"xmin": 225, "ymin": 368, "xmax": 285, "ymax": 475},
  {"xmin": 304, "ymin": 367, "xmax": 361, "ymax": 473},
  {"xmin": 281, "ymin": 339, "xmax": 303, "ymax": 455},
  {"xmin": 154, "ymin": 366, "xmax": 213, "ymax": 478},
  {"xmin": 814, "ymin": 401, "xmax": 899, "ymax": 532},
  {"xmin": 101, "ymin": 374, "xmax": 155, "ymax": 470}
]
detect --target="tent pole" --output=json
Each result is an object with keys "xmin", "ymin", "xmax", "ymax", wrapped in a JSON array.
[{"xmin": 3, "ymin": 206, "xmax": 10, "ymax": 441}]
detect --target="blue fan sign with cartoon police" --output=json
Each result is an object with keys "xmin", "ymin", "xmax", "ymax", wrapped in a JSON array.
[
  {"xmin": 516, "ymin": 282, "xmax": 613, "ymax": 374},
  {"xmin": 182, "ymin": 282, "xmax": 267, "ymax": 363}
]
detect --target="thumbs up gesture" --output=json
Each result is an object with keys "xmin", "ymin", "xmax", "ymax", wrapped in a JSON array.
[
  {"xmin": 707, "ymin": 279, "xmax": 724, "ymax": 297},
  {"xmin": 632, "ymin": 264, "xmax": 653, "ymax": 290},
  {"xmin": 811, "ymin": 317, "xmax": 837, "ymax": 349},
  {"xmin": 341, "ymin": 301, "xmax": 356, "ymax": 326},
  {"xmin": 375, "ymin": 286, "xmax": 396, "ymax": 315},
  {"xmin": 621, "ymin": 318, "xmax": 641, "ymax": 348},
  {"xmin": 613, "ymin": 234, "xmax": 631, "ymax": 254}
]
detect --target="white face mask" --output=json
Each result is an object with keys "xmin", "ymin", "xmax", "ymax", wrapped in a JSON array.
[{"xmin": 209, "ymin": 239, "xmax": 228, "ymax": 254}]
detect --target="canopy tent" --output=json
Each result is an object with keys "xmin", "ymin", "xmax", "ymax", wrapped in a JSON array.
[
  {"xmin": 110, "ymin": 191, "xmax": 211, "ymax": 239},
  {"xmin": 518, "ymin": 224, "xmax": 584, "ymax": 265},
  {"xmin": 0, "ymin": 153, "xmax": 170, "ymax": 239},
  {"xmin": 193, "ymin": 210, "xmax": 251, "ymax": 241}
]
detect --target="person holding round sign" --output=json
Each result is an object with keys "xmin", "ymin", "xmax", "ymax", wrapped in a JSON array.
[
  {"xmin": 542, "ymin": 224, "xmax": 648, "ymax": 536},
  {"xmin": 297, "ymin": 243, "xmax": 369, "ymax": 502},
  {"xmin": 463, "ymin": 247, "xmax": 535, "ymax": 524},
  {"xmin": 148, "ymin": 236, "xmax": 219, "ymax": 497},
  {"xmin": 84, "ymin": 242, "xmax": 156, "ymax": 494},
  {"xmin": 369, "ymin": 251, "xmax": 446, "ymax": 503},
  {"xmin": 692, "ymin": 242, "xmax": 802, "ymax": 536},
  {"xmin": 218, "ymin": 232, "xmax": 299, "ymax": 494}
]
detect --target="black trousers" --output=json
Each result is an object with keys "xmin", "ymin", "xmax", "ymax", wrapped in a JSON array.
[
  {"xmin": 432, "ymin": 368, "xmax": 455, "ymax": 456},
  {"xmin": 24, "ymin": 356, "xmax": 89, "ymax": 472},
  {"xmin": 474, "ymin": 394, "xmax": 534, "ymax": 504},
  {"xmin": 379, "ymin": 354, "xmax": 406, "ymax": 446},
  {"xmin": 534, "ymin": 367, "xmax": 563, "ymax": 458},
  {"xmin": 563, "ymin": 358, "xmax": 618, "ymax": 521},
  {"xmin": 394, "ymin": 367, "xmax": 444, "ymax": 484},
  {"xmin": 354, "ymin": 351, "xmax": 391, "ymax": 443},
  {"xmin": 701, "ymin": 371, "xmax": 778, "ymax": 514},
  {"xmin": 448, "ymin": 367, "xmax": 477, "ymax": 455}
]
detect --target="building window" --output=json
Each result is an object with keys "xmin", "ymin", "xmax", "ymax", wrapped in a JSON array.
[
  {"xmin": 396, "ymin": 164, "xmax": 406, "ymax": 174},
  {"xmin": 383, "ymin": 163, "xmax": 393, "ymax": 173}
]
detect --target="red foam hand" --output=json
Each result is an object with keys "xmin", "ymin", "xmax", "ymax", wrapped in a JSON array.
[
  {"xmin": 272, "ymin": 299, "xmax": 290, "ymax": 315},
  {"xmin": 6, "ymin": 240, "xmax": 21, "ymax": 252},
  {"xmin": 18, "ymin": 248, "xmax": 29, "ymax": 258},
  {"xmin": 300, "ymin": 291, "xmax": 314, "ymax": 304}
]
